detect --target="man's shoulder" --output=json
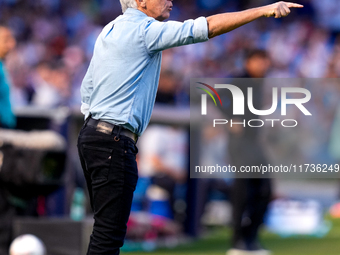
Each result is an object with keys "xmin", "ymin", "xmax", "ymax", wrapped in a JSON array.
[
  {"xmin": 109, "ymin": 11, "xmax": 159, "ymax": 37},
  {"xmin": 116, "ymin": 9, "xmax": 155, "ymax": 24}
]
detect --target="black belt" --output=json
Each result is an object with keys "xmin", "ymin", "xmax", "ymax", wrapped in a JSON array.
[{"xmin": 87, "ymin": 118, "xmax": 138, "ymax": 143}]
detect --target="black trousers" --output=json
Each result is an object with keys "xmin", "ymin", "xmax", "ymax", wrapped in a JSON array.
[
  {"xmin": 228, "ymin": 136, "xmax": 272, "ymax": 247},
  {"xmin": 0, "ymin": 185, "xmax": 14, "ymax": 255},
  {"xmin": 77, "ymin": 121, "xmax": 138, "ymax": 254},
  {"xmin": 231, "ymin": 178, "xmax": 271, "ymax": 246}
]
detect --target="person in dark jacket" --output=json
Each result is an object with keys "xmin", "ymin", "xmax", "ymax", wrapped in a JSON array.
[{"xmin": 226, "ymin": 49, "xmax": 272, "ymax": 255}]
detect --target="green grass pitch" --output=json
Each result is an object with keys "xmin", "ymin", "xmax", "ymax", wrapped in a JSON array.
[{"xmin": 122, "ymin": 217, "xmax": 340, "ymax": 255}]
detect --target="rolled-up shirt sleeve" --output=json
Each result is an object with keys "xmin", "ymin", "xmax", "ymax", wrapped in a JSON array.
[{"xmin": 144, "ymin": 16, "xmax": 209, "ymax": 54}]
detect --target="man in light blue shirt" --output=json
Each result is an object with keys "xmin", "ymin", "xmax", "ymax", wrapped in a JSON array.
[
  {"xmin": 77, "ymin": 1, "xmax": 303, "ymax": 254},
  {"xmin": 80, "ymin": 8, "xmax": 208, "ymax": 135}
]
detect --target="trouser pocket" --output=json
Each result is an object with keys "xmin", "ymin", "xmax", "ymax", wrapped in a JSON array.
[{"xmin": 82, "ymin": 145, "xmax": 113, "ymax": 183}]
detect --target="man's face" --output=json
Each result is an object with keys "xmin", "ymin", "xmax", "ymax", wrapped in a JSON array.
[
  {"xmin": 246, "ymin": 55, "xmax": 270, "ymax": 78},
  {"xmin": 139, "ymin": 0, "xmax": 173, "ymax": 21},
  {"xmin": 0, "ymin": 27, "xmax": 16, "ymax": 59}
]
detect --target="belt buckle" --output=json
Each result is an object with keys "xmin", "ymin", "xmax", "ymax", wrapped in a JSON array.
[{"xmin": 96, "ymin": 121, "xmax": 113, "ymax": 135}]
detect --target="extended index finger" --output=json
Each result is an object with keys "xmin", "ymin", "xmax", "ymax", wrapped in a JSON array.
[{"xmin": 284, "ymin": 2, "xmax": 304, "ymax": 8}]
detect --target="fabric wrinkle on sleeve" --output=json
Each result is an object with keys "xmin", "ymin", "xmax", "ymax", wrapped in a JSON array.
[{"xmin": 144, "ymin": 16, "xmax": 209, "ymax": 54}]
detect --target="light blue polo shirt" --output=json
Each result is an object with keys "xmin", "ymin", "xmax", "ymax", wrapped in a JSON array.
[{"xmin": 80, "ymin": 8, "xmax": 209, "ymax": 136}]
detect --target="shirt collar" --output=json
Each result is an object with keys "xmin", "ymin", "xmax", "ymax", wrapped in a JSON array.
[{"xmin": 124, "ymin": 8, "xmax": 149, "ymax": 18}]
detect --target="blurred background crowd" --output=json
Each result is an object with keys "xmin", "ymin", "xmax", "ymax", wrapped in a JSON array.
[
  {"xmin": 1, "ymin": 0, "xmax": 340, "ymax": 254},
  {"xmin": 0, "ymin": 0, "xmax": 339, "ymax": 110}
]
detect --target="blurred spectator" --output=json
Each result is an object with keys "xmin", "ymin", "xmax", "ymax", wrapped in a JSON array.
[
  {"xmin": 27, "ymin": 60, "xmax": 70, "ymax": 108},
  {"xmin": 311, "ymin": 0, "xmax": 340, "ymax": 33},
  {"xmin": 0, "ymin": 25, "xmax": 16, "ymax": 128},
  {"xmin": 138, "ymin": 124, "xmax": 188, "ymax": 219},
  {"xmin": 155, "ymin": 69, "xmax": 178, "ymax": 105},
  {"xmin": 62, "ymin": 45, "xmax": 88, "ymax": 108},
  {"xmin": 0, "ymin": 23, "xmax": 16, "ymax": 255}
]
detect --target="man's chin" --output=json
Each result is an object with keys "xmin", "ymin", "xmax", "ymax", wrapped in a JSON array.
[{"xmin": 156, "ymin": 12, "xmax": 170, "ymax": 21}]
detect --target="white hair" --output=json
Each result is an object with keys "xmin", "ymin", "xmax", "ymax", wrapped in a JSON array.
[{"xmin": 119, "ymin": 0, "xmax": 137, "ymax": 13}]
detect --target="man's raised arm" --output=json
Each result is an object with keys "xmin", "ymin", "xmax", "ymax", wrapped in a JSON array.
[{"xmin": 207, "ymin": 1, "xmax": 303, "ymax": 38}]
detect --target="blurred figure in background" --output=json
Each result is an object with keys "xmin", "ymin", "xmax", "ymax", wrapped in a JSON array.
[
  {"xmin": 31, "ymin": 61, "xmax": 71, "ymax": 108},
  {"xmin": 0, "ymin": 24, "xmax": 16, "ymax": 255},
  {"xmin": 0, "ymin": 25, "xmax": 16, "ymax": 129},
  {"xmin": 155, "ymin": 69, "xmax": 178, "ymax": 105},
  {"xmin": 138, "ymin": 124, "xmax": 187, "ymax": 219},
  {"xmin": 0, "ymin": 25, "xmax": 16, "ymax": 255},
  {"xmin": 226, "ymin": 50, "xmax": 272, "ymax": 255}
]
